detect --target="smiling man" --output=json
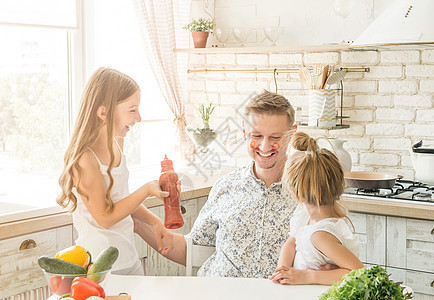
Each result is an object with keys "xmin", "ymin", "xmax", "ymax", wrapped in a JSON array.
[{"xmin": 134, "ymin": 90, "xmax": 298, "ymax": 278}]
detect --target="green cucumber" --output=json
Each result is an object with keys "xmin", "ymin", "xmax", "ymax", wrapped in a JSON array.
[
  {"xmin": 87, "ymin": 246, "xmax": 119, "ymax": 281},
  {"xmin": 38, "ymin": 256, "xmax": 87, "ymax": 275}
]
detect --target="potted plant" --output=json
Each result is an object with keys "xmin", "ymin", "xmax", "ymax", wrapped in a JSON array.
[
  {"xmin": 183, "ymin": 17, "xmax": 215, "ymax": 48},
  {"xmin": 188, "ymin": 102, "xmax": 217, "ymax": 150}
]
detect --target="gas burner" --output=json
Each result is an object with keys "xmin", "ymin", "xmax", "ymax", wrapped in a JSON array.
[
  {"xmin": 357, "ymin": 188, "xmax": 380, "ymax": 194},
  {"xmin": 413, "ymin": 192, "xmax": 433, "ymax": 202},
  {"xmin": 353, "ymin": 187, "xmax": 394, "ymax": 197}
]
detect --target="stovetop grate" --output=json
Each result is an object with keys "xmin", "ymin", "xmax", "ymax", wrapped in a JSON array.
[{"xmin": 345, "ymin": 179, "xmax": 434, "ymax": 203}]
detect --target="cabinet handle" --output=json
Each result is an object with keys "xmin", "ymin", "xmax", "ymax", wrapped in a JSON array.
[
  {"xmin": 431, "ymin": 281, "xmax": 434, "ymax": 288},
  {"xmin": 181, "ymin": 205, "xmax": 186, "ymax": 214},
  {"xmin": 19, "ymin": 239, "xmax": 37, "ymax": 250},
  {"xmin": 431, "ymin": 228, "xmax": 434, "ymax": 235}
]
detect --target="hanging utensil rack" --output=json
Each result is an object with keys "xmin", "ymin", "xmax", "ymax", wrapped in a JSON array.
[{"xmin": 187, "ymin": 66, "xmax": 370, "ymax": 130}]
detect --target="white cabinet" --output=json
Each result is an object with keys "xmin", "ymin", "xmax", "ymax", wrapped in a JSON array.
[
  {"xmin": 136, "ymin": 196, "xmax": 208, "ymax": 276},
  {"xmin": 350, "ymin": 213, "xmax": 387, "ymax": 266},
  {"xmin": 0, "ymin": 225, "xmax": 74, "ymax": 299},
  {"xmin": 349, "ymin": 212, "xmax": 434, "ymax": 299}
]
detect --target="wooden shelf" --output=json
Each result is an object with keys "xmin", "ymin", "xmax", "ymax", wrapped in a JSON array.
[{"xmin": 174, "ymin": 44, "xmax": 351, "ymax": 54}]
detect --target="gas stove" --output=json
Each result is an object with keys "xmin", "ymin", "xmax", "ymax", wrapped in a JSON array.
[{"xmin": 343, "ymin": 179, "xmax": 434, "ymax": 204}]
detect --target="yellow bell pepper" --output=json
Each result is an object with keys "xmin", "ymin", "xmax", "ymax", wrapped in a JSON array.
[{"xmin": 55, "ymin": 245, "xmax": 91, "ymax": 268}]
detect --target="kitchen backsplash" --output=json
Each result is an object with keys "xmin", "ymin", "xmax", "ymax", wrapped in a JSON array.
[{"xmin": 184, "ymin": 48, "xmax": 434, "ymax": 181}]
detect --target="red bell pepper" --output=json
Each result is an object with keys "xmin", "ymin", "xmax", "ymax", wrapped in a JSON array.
[{"xmin": 70, "ymin": 277, "xmax": 105, "ymax": 300}]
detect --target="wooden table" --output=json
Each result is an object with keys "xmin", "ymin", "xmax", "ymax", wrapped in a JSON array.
[{"xmin": 103, "ymin": 275, "xmax": 330, "ymax": 300}]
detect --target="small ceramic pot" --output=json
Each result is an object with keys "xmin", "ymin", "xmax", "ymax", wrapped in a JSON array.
[{"xmin": 192, "ymin": 31, "xmax": 209, "ymax": 48}]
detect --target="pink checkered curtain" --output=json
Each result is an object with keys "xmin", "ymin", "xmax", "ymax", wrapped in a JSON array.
[{"xmin": 133, "ymin": 0, "xmax": 195, "ymax": 157}]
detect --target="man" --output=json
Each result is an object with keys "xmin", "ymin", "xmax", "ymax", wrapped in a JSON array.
[{"xmin": 135, "ymin": 90, "xmax": 298, "ymax": 278}]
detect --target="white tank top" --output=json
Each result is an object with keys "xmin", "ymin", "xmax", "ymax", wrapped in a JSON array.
[
  {"xmin": 289, "ymin": 203, "xmax": 360, "ymax": 270},
  {"xmin": 72, "ymin": 139, "xmax": 139, "ymax": 271}
]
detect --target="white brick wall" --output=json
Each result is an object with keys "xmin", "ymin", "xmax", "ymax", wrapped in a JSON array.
[
  {"xmin": 421, "ymin": 50, "xmax": 434, "ymax": 63},
  {"xmin": 185, "ymin": 49, "xmax": 434, "ymax": 181},
  {"xmin": 380, "ymin": 51, "xmax": 420, "ymax": 64},
  {"xmin": 378, "ymin": 80, "xmax": 418, "ymax": 94},
  {"xmin": 375, "ymin": 108, "xmax": 414, "ymax": 122},
  {"xmin": 304, "ymin": 52, "xmax": 339, "ymax": 65},
  {"xmin": 360, "ymin": 153, "xmax": 399, "ymax": 166},
  {"xmin": 420, "ymin": 79, "xmax": 434, "ymax": 93},
  {"xmin": 416, "ymin": 109, "xmax": 434, "ymax": 122},
  {"xmin": 341, "ymin": 51, "xmax": 378, "ymax": 65},
  {"xmin": 236, "ymin": 54, "xmax": 268, "ymax": 66},
  {"xmin": 393, "ymin": 95, "xmax": 432, "ymax": 107},
  {"xmin": 364, "ymin": 66, "xmax": 403, "ymax": 79},
  {"xmin": 405, "ymin": 124, "xmax": 434, "ymax": 137},
  {"xmin": 373, "ymin": 138, "xmax": 411, "ymax": 151},
  {"xmin": 269, "ymin": 54, "xmax": 303, "ymax": 65},
  {"xmin": 355, "ymin": 95, "xmax": 392, "ymax": 107}
]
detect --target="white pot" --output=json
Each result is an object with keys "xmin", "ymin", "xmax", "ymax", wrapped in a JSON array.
[
  {"xmin": 320, "ymin": 138, "xmax": 352, "ymax": 172},
  {"xmin": 410, "ymin": 141, "xmax": 434, "ymax": 185}
]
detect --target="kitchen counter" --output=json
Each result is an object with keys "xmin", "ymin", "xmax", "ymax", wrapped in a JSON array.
[
  {"xmin": 340, "ymin": 195, "xmax": 434, "ymax": 221},
  {"xmin": 1, "ymin": 168, "xmax": 433, "ymax": 240},
  {"xmin": 0, "ymin": 168, "xmax": 232, "ymax": 240}
]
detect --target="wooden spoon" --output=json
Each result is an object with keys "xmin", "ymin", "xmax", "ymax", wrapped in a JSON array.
[
  {"xmin": 299, "ymin": 67, "xmax": 312, "ymax": 89},
  {"xmin": 317, "ymin": 65, "xmax": 329, "ymax": 89}
]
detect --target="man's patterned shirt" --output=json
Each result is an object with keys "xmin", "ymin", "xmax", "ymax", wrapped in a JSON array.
[{"xmin": 186, "ymin": 163, "xmax": 298, "ymax": 278}]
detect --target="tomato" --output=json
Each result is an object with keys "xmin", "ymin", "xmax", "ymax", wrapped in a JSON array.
[{"xmin": 50, "ymin": 276, "xmax": 71, "ymax": 296}]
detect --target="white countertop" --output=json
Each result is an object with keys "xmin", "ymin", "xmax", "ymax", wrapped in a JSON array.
[{"xmin": 103, "ymin": 275, "xmax": 330, "ymax": 300}]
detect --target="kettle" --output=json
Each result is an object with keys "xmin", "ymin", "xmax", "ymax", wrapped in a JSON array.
[{"xmin": 410, "ymin": 140, "xmax": 434, "ymax": 185}]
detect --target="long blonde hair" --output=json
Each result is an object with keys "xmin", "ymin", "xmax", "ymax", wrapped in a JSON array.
[
  {"xmin": 283, "ymin": 132, "xmax": 347, "ymax": 219},
  {"xmin": 57, "ymin": 67, "xmax": 140, "ymax": 212}
]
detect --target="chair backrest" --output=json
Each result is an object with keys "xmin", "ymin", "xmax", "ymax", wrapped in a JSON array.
[{"xmin": 185, "ymin": 236, "xmax": 216, "ymax": 276}]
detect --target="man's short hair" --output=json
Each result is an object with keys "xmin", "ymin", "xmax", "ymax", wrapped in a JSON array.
[{"xmin": 245, "ymin": 90, "xmax": 295, "ymax": 125}]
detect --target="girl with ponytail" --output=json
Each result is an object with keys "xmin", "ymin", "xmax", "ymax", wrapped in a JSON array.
[{"xmin": 270, "ymin": 132, "xmax": 364, "ymax": 285}]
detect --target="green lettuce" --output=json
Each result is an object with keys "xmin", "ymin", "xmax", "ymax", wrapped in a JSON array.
[{"xmin": 319, "ymin": 265, "xmax": 413, "ymax": 300}]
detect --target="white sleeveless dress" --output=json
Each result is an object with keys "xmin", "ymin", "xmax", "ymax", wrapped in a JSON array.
[
  {"xmin": 290, "ymin": 203, "xmax": 360, "ymax": 270},
  {"xmin": 72, "ymin": 139, "xmax": 140, "ymax": 273}
]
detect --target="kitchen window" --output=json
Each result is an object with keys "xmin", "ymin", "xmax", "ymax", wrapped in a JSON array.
[
  {"xmin": 0, "ymin": 0, "xmax": 177, "ymax": 221},
  {"xmin": 88, "ymin": 0, "xmax": 178, "ymax": 190}
]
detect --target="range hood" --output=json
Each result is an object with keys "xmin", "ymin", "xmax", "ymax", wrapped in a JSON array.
[{"xmin": 351, "ymin": 0, "xmax": 434, "ymax": 49}]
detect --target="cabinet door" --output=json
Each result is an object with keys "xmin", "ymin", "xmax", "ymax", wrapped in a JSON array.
[
  {"xmin": 140, "ymin": 196, "xmax": 208, "ymax": 276},
  {"xmin": 387, "ymin": 217, "xmax": 434, "ymax": 274},
  {"xmin": 348, "ymin": 212, "xmax": 386, "ymax": 266},
  {"xmin": 348, "ymin": 212, "xmax": 367, "ymax": 263},
  {"xmin": 0, "ymin": 225, "xmax": 73, "ymax": 298},
  {"xmin": 387, "ymin": 266, "xmax": 434, "ymax": 298}
]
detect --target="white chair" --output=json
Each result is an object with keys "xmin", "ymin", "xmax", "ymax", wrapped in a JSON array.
[{"xmin": 185, "ymin": 236, "xmax": 216, "ymax": 276}]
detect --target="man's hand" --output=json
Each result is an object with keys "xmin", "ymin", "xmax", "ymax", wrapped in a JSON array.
[{"xmin": 152, "ymin": 221, "xmax": 173, "ymax": 256}]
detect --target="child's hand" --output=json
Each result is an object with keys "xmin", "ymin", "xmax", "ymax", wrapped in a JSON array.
[
  {"xmin": 270, "ymin": 266, "xmax": 311, "ymax": 285},
  {"xmin": 145, "ymin": 180, "xmax": 169, "ymax": 199}
]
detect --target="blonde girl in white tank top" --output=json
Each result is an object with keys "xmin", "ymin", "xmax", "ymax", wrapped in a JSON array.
[
  {"xmin": 57, "ymin": 68, "xmax": 174, "ymax": 275},
  {"xmin": 270, "ymin": 132, "xmax": 364, "ymax": 285}
]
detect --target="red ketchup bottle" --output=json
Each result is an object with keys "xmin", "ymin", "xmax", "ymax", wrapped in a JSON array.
[{"xmin": 159, "ymin": 155, "xmax": 184, "ymax": 229}]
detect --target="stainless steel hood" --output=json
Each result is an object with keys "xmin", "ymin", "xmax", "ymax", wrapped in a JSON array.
[{"xmin": 350, "ymin": 0, "xmax": 434, "ymax": 50}]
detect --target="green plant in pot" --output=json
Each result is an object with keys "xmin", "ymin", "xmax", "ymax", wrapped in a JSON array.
[
  {"xmin": 188, "ymin": 102, "xmax": 217, "ymax": 150},
  {"xmin": 183, "ymin": 17, "xmax": 215, "ymax": 48}
]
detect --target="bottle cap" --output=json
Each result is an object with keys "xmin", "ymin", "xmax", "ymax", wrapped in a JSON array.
[{"xmin": 161, "ymin": 154, "xmax": 173, "ymax": 168}]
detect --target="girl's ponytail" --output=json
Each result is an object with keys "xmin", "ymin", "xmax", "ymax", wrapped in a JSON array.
[{"xmin": 283, "ymin": 132, "xmax": 345, "ymax": 210}]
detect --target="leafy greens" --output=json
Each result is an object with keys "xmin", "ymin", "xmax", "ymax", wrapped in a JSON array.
[{"xmin": 319, "ymin": 265, "xmax": 413, "ymax": 300}]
